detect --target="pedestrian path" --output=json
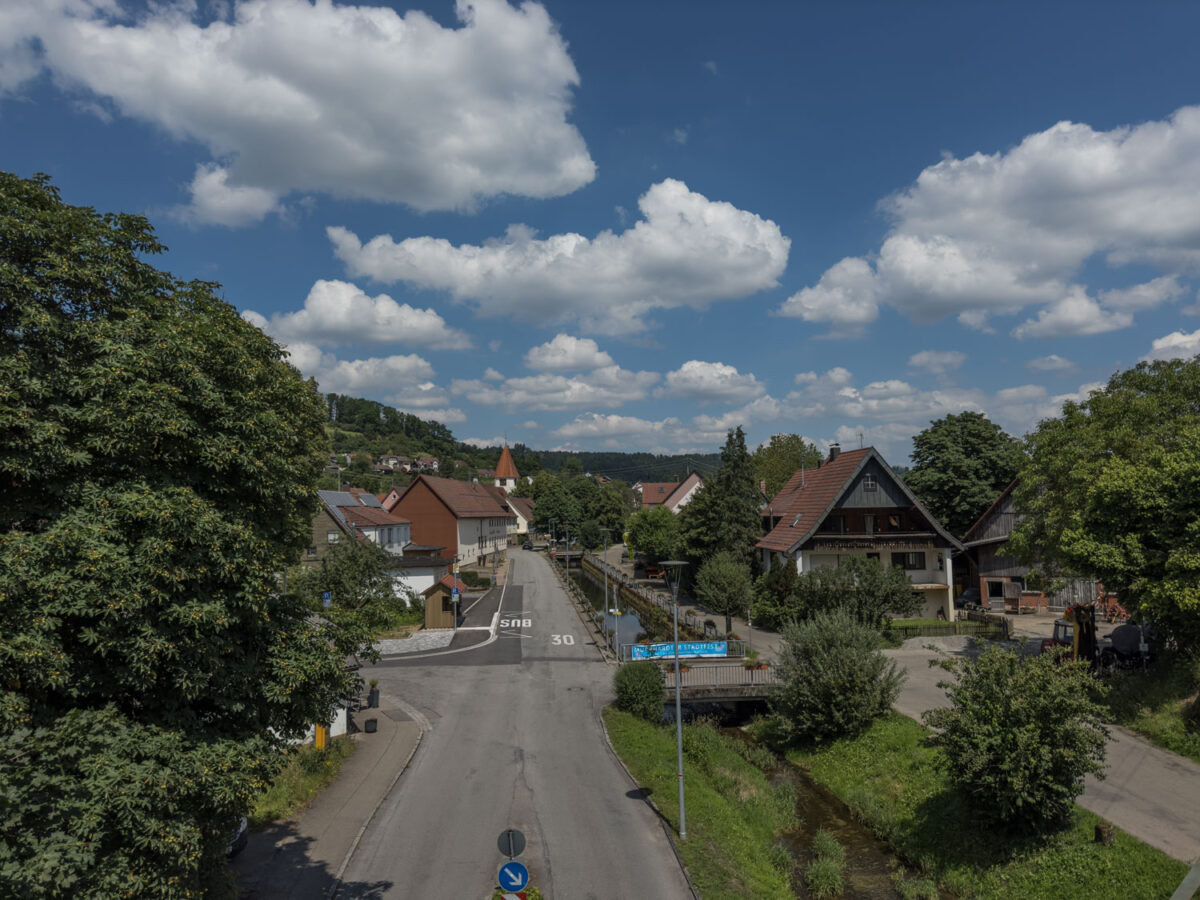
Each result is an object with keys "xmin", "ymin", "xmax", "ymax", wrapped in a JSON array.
[{"xmin": 230, "ymin": 702, "xmax": 423, "ymax": 898}]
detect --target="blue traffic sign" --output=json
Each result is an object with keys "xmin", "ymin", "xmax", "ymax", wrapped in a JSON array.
[
  {"xmin": 498, "ymin": 861, "xmax": 529, "ymax": 891},
  {"xmin": 321, "ymin": 591, "xmax": 332, "ymax": 609}
]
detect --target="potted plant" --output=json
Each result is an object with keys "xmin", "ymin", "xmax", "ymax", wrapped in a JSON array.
[
  {"xmin": 367, "ymin": 678, "xmax": 380, "ymax": 709},
  {"xmin": 743, "ymin": 649, "xmax": 759, "ymax": 669}
]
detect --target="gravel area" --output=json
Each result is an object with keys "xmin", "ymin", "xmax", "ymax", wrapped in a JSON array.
[{"xmin": 375, "ymin": 630, "xmax": 456, "ymax": 655}]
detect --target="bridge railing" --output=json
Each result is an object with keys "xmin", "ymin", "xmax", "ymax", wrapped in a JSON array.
[{"xmin": 662, "ymin": 662, "xmax": 778, "ymax": 689}]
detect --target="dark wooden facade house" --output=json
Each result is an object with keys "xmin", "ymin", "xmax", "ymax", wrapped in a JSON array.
[
  {"xmin": 757, "ymin": 445, "xmax": 964, "ymax": 620},
  {"xmin": 960, "ymin": 480, "xmax": 1098, "ymax": 612}
]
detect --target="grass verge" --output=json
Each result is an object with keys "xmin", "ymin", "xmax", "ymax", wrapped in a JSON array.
[
  {"xmin": 1102, "ymin": 652, "xmax": 1200, "ymax": 764},
  {"xmin": 783, "ymin": 712, "xmax": 1187, "ymax": 899},
  {"xmin": 250, "ymin": 736, "xmax": 356, "ymax": 829},
  {"xmin": 602, "ymin": 707, "xmax": 797, "ymax": 899}
]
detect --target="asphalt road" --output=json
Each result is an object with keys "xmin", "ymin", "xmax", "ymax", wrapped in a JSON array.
[{"xmin": 342, "ymin": 548, "xmax": 694, "ymax": 899}]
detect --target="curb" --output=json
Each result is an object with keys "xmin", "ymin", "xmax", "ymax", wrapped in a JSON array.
[
  {"xmin": 327, "ymin": 725, "xmax": 424, "ymax": 899},
  {"xmin": 596, "ymin": 706, "xmax": 702, "ymax": 900}
]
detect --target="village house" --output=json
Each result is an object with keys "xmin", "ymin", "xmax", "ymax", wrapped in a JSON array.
[
  {"xmin": 390, "ymin": 474, "xmax": 515, "ymax": 567},
  {"xmin": 635, "ymin": 472, "xmax": 703, "ymax": 514},
  {"xmin": 959, "ymin": 478, "xmax": 1098, "ymax": 612},
  {"xmin": 756, "ymin": 444, "xmax": 963, "ymax": 620}
]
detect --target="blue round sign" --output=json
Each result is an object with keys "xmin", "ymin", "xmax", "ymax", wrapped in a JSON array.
[{"xmin": 498, "ymin": 860, "xmax": 529, "ymax": 891}]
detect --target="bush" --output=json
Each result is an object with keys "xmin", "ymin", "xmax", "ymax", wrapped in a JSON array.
[
  {"xmin": 769, "ymin": 609, "xmax": 905, "ymax": 743},
  {"xmin": 613, "ymin": 661, "xmax": 664, "ymax": 722},
  {"xmin": 810, "ymin": 828, "xmax": 844, "ymax": 866},
  {"xmin": 805, "ymin": 855, "xmax": 844, "ymax": 898},
  {"xmin": 923, "ymin": 646, "xmax": 1108, "ymax": 834}
]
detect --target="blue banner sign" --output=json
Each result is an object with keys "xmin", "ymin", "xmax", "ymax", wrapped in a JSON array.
[{"xmin": 631, "ymin": 641, "xmax": 727, "ymax": 660}]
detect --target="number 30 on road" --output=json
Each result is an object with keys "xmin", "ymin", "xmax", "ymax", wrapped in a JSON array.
[{"xmin": 551, "ymin": 634, "xmax": 575, "ymax": 645}]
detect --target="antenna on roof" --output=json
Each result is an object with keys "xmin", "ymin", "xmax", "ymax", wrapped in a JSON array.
[
  {"xmin": 801, "ymin": 460, "xmax": 805, "ymax": 486},
  {"xmin": 859, "ymin": 432, "xmax": 864, "ymax": 449}
]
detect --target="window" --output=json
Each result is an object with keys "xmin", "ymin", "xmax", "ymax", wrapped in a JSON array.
[
  {"xmin": 863, "ymin": 473, "xmax": 877, "ymax": 492},
  {"xmin": 327, "ymin": 531, "xmax": 340, "ymax": 543},
  {"xmin": 307, "ymin": 545, "xmax": 317, "ymax": 556},
  {"xmin": 820, "ymin": 515, "xmax": 845, "ymax": 534},
  {"xmin": 864, "ymin": 514, "xmax": 875, "ymax": 535},
  {"xmin": 891, "ymin": 551, "xmax": 925, "ymax": 570},
  {"xmin": 866, "ymin": 552, "xmax": 880, "ymax": 562}
]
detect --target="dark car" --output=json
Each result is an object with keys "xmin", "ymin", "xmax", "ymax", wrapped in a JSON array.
[
  {"xmin": 522, "ymin": 540, "xmax": 533, "ymax": 550},
  {"xmin": 956, "ymin": 588, "xmax": 980, "ymax": 610},
  {"xmin": 227, "ymin": 816, "xmax": 248, "ymax": 857}
]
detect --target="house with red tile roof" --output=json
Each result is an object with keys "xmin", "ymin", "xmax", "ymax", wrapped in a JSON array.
[
  {"xmin": 756, "ymin": 444, "xmax": 963, "ymax": 620},
  {"xmin": 391, "ymin": 474, "xmax": 516, "ymax": 566},
  {"xmin": 636, "ymin": 472, "xmax": 703, "ymax": 514}
]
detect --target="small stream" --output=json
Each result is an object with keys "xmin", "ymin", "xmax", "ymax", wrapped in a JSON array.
[{"xmin": 567, "ymin": 560, "xmax": 940, "ymax": 897}]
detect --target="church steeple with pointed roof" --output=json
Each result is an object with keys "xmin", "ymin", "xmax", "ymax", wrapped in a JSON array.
[{"xmin": 495, "ymin": 444, "xmax": 519, "ymax": 492}]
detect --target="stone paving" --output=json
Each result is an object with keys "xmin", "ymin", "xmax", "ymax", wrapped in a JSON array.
[{"xmin": 375, "ymin": 630, "xmax": 455, "ymax": 655}]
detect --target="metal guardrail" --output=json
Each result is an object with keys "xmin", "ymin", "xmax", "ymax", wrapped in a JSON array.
[{"xmin": 662, "ymin": 662, "xmax": 778, "ymax": 689}]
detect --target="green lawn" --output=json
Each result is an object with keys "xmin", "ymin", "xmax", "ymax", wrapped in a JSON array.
[
  {"xmin": 1102, "ymin": 653, "xmax": 1200, "ymax": 765},
  {"xmin": 602, "ymin": 708, "xmax": 797, "ymax": 899},
  {"xmin": 783, "ymin": 713, "xmax": 1187, "ymax": 900},
  {"xmin": 249, "ymin": 736, "xmax": 356, "ymax": 829}
]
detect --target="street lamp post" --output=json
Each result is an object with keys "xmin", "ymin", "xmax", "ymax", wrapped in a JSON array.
[{"xmin": 660, "ymin": 559, "xmax": 689, "ymax": 841}]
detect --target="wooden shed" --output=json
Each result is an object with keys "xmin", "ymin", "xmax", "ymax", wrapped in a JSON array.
[{"xmin": 423, "ymin": 574, "xmax": 468, "ymax": 630}]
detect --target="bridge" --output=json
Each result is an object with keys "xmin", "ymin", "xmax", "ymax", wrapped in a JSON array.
[{"xmin": 661, "ymin": 661, "xmax": 778, "ymax": 703}]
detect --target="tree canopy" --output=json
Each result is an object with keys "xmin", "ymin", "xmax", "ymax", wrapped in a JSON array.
[
  {"xmin": 626, "ymin": 505, "xmax": 682, "ymax": 563},
  {"xmin": 904, "ymin": 411, "xmax": 1025, "ymax": 538},
  {"xmin": 1009, "ymin": 358, "xmax": 1200, "ymax": 648},
  {"xmin": 680, "ymin": 427, "xmax": 762, "ymax": 570},
  {"xmin": 0, "ymin": 171, "xmax": 357, "ymax": 895},
  {"xmin": 694, "ymin": 551, "xmax": 755, "ymax": 635},
  {"xmin": 753, "ymin": 433, "xmax": 822, "ymax": 499}
]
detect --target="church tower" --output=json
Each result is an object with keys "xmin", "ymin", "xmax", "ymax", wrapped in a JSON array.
[{"xmin": 495, "ymin": 444, "xmax": 519, "ymax": 492}]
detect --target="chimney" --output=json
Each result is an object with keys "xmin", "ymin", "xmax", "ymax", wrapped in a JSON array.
[
  {"xmin": 829, "ymin": 442, "xmax": 841, "ymax": 462},
  {"xmin": 759, "ymin": 479, "xmax": 766, "ymax": 496}
]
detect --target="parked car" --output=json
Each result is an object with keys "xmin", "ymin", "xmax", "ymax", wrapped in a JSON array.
[
  {"xmin": 956, "ymin": 588, "xmax": 980, "ymax": 610},
  {"xmin": 227, "ymin": 816, "xmax": 248, "ymax": 857},
  {"xmin": 522, "ymin": 540, "xmax": 533, "ymax": 550}
]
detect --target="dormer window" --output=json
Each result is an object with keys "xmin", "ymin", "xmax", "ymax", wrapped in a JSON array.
[{"xmin": 863, "ymin": 474, "xmax": 877, "ymax": 492}]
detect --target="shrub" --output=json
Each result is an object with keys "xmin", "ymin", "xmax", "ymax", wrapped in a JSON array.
[
  {"xmin": 923, "ymin": 646, "xmax": 1108, "ymax": 834},
  {"xmin": 613, "ymin": 661, "xmax": 664, "ymax": 722},
  {"xmin": 810, "ymin": 828, "xmax": 844, "ymax": 866},
  {"xmin": 769, "ymin": 609, "xmax": 905, "ymax": 743},
  {"xmin": 805, "ymin": 855, "xmax": 844, "ymax": 898}
]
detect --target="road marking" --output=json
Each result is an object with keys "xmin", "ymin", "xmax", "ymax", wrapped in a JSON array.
[{"xmin": 551, "ymin": 634, "xmax": 576, "ymax": 645}]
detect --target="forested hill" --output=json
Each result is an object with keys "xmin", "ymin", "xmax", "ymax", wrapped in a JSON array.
[{"xmin": 321, "ymin": 393, "xmax": 720, "ymax": 484}]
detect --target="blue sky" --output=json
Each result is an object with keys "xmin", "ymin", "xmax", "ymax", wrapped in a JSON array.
[{"xmin": 4, "ymin": 0, "xmax": 1200, "ymax": 462}]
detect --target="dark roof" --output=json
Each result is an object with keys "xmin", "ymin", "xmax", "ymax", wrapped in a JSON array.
[
  {"xmin": 340, "ymin": 505, "xmax": 411, "ymax": 528},
  {"xmin": 757, "ymin": 447, "xmax": 963, "ymax": 554},
  {"xmin": 404, "ymin": 475, "xmax": 516, "ymax": 520},
  {"xmin": 961, "ymin": 478, "xmax": 1019, "ymax": 544}
]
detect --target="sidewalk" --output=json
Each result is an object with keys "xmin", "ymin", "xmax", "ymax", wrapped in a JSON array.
[{"xmin": 231, "ymin": 704, "xmax": 423, "ymax": 898}]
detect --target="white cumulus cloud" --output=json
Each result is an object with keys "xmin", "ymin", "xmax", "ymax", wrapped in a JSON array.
[
  {"xmin": 524, "ymin": 334, "xmax": 613, "ymax": 371},
  {"xmin": 786, "ymin": 107, "xmax": 1200, "ymax": 336},
  {"xmin": 1027, "ymin": 354, "xmax": 1076, "ymax": 372},
  {"xmin": 451, "ymin": 365, "xmax": 659, "ymax": 411},
  {"xmin": 908, "ymin": 350, "xmax": 966, "ymax": 374},
  {"xmin": 3, "ymin": 0, "xmax": 594, "ymax": 224},
  {"xmin": 1142, "ymin": 328, "xmax": 1200, "ymax": 362},
  {"xmin": 328, "ymin": 178, "xmax": 790, "ymax": 334},
  {"xmin": 247, "ymin": 280, "xmax": 468, "ymax": 349},
  {"xmin": 657, "ymin": 360, "xmax": 765, "ymax": 404}
]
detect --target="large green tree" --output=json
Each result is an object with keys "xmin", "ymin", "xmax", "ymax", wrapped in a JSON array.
[
  {"xmin": 0, "ymin": 172, "xmax": 358, "ymax": 896},
  {"xmin": 752, "ymin": 433, "xmax": 822, "ymax": 499},
  {"xmin": 680, "ymin": 427, "xmax": 762, "ymax": 569},
  {"xmin": 694, "ymin": 551, "xmax": 755, "ymax": 635},
  {"xmin": 1009, "ymin": 359, "xmax": 1200, "ymax": 648},
  {"xmin": 905, "ymin": 411, "xmax": 1025, "ymax": 538},
  {"xmin": 626, "ymin": 505, "xmax": 682, "ymax": 563}
]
